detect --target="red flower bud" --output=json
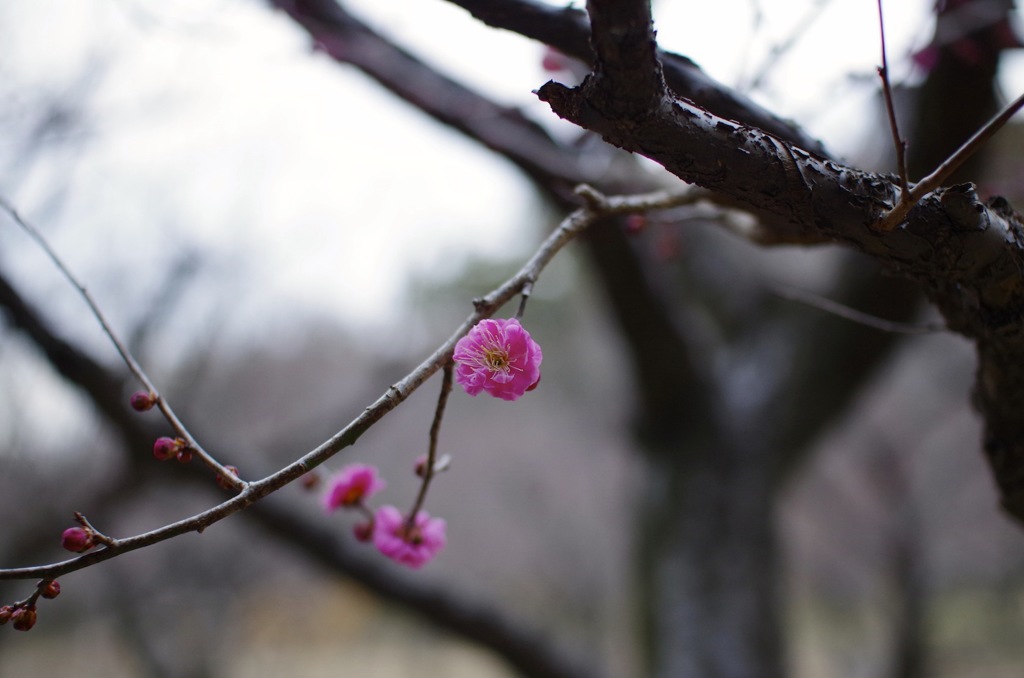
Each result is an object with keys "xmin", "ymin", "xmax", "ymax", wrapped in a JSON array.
[
  {"xmin": 12, "ymin": 606, "xmax": 36, "ymax": 632},
  {"xmin": 153, "ymin": 437, "xmax": 183, "ymax": 461},
  {"xmin": 129, "ymin": 390, "xmax": 156, "ymax": 412},
  {"xmin": 175, "ymin": 448, "xmax": 193, "ymax": 464},
  {"xmin": 300, "ymin": 472, "xmax": 320, "ymax": 491},
  {"xmin": 61, "ymin": 527, "xmax": 94, "ymax": 553},
  {"xmin": 0, "ymin": 605, "xmax": 13, "ymax": 625},
  {"xmin": 40, "ymin": 581, "xmax": 61, "ymax": 600}
]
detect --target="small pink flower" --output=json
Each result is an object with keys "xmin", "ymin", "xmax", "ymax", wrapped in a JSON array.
[
  {"xmin": 372, "ymin": 505, "xmax": 446, "ymax": 569},
  {"xmin": 323, "ymin": 464, "xmax": 386, "ymax": 512},
  {"xmin": 453, "ymin": 318, "xmax": 542, "ymax": 401}
]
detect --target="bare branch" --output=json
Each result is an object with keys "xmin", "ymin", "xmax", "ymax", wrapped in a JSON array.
[
  {"xmin": 0, "ymin": 184, "xmax": 696, "ymax": 583},
  {"xmin": 0, "ymin": 197, "xmax": 244, "ymax": 491},
  {"xmin": 876, "ymin": 0, "xmax": 909, "ymax": 195}
]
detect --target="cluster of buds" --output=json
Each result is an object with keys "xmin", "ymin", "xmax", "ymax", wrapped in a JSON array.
[{"xmin": 0, "ymin": 605, "xmax": 37, "ymax": 632}]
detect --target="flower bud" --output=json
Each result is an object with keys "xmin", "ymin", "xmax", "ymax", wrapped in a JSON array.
[
  {"xmin": 175, "ymin": 448, "xmax": 193, "ymax": 464},
  {"xmin": 153, "ymin": 437, "xmax": 183, "ymax": 461},
  {"xmin": 216, "ymin": 466, "xmax": 240, "ymax": 490},
  {"xmin": 12, "ymin": 606, "xmax": 36, "ymax": 632},
  {"xmin": 300, "ymin": 472, "xmax": 320, "ymax": 491},
  {"xmin": 129, "ymin": 390, "xmax": 156, "ymax": 412},
  {"xmin": 40, "ymin": 581, "xmax": 61, "ymax": 600},
  {"xmin": 61, "ymin": 527, "xmax": 94, "ymax": 553},
  {"xmin": 0, "ymin": 606, "xmax": 13, "ymax": 625}
]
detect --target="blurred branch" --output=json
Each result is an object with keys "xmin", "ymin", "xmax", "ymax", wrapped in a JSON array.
[
  {"xmin": 270, "ymin": 0, "xmax": 587, "ymax": 198},
  {"xmin": 0, "ymin": 186, "xmax": 694, "ymax": 677},
  {"xmin": 0, "ymin": 248, "xmax": 596, "ymax": 678},
  {"xmin": 536, "ymin": 0, "xmax": 1024, "ymax": 523},
  {"xmin": 442, "ymin": 0, "xmax": 831, "ymax": 156},
  {"xmin": 270, "ymin": 0, "xmax": 712, "ymax": 444},
  {"xmin": 0, "ymin": 197, "xmax": 242, "ymax": 489}
]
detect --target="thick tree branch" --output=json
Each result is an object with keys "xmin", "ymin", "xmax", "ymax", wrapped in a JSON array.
[
  {"xmin": 443, "ymin": 0, "xmax": 831, "ymax": 156},
  {"xmin": 538, "ymin": 12, "xmax": 1024, "ymax": 523}
]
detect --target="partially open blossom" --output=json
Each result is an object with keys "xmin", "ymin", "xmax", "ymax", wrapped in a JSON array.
[
  {"xmin": 11, "ymin": 606, "xmax": 36, "ymax": 632},
  {"xmin": 129, "ymin": 390, "xmax": 156, "ymax": 412},
  {"xmin": 453, "ymin": 318, "xmax": 542, "ymax": 401},
  {"xmin": 372, "ymin": 505, "xmax": 446, "ymax": 569},
  {"xmin": 323, "ymin": 464, "xmax": 386, "ymax": 512},
  {"xmin": 61, "ymin": 527, "xmax": 94, "ymax": 553}
]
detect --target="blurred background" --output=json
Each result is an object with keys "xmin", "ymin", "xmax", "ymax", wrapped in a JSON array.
[{"xmin": 2, "ymin": 0, "xmax": 1024, "ymax": 676}]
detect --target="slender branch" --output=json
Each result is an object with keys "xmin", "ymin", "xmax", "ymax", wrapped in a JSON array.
[
  {"xmin": 408, "ymin": 361, "xmax": 454, "ymax": 524},
  {"xmin": 0, "ymin": 196, "xmax": 245, "ymax": 491},
  {"xmin": 876, "ymin": 0, "xmax": 909, "ymax": 195},
  {"xmin": 875, "ymin": 90, "xmax": 1024, "ymax": 231},
  {"xmin": 771, "ymin": 284, "xmax": 943, "ymax": 335},
  {"xmin": 0, "ymin": 184, "xmax": 694, "ymax": 582}
]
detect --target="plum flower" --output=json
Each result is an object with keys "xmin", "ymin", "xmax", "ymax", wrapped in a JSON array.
[
  {"xmin": 323, "ymin": 464, "xmax": 386, "ymax": 512},
  {"xmin": 372, "ymin": 505, "xmax": 446, "ymax": 569},
  {"xmin": 452, "ymin": 318, "xmax": 542, "ymax": 401}
]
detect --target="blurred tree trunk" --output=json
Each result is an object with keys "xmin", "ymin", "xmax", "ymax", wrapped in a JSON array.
[{"xmin": 607, "ymin": 2, "xmax": 1019, "ymax": 675}]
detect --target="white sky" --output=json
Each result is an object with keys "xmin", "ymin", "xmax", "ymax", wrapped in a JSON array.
[{"xmin": 2, "ymin": 0, "xmax": 1022, "ymax": 346}]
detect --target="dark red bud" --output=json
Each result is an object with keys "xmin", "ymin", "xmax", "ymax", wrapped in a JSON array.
[
  {"xmin": 175, "ymin": 448, "xmax": 193, "ymax": 464},
  {"xmin": 129, "ymin": 391, "xmax": 156, "ymax": 412},
  {"xmin": 12, "ymin": 606, "xmax": 36, "ymax": 631},
  {"xmin": 0, "ymin": 605, "xmax": 13, "ymax": 625},
  {"xmin": 40, "ymin": 581, "xmax": 61, "ymax": 600}
]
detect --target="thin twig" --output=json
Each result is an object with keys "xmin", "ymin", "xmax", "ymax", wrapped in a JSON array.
[
  {"xmin": 875, "ymin": 90, "xmax": 1024, "ymax": 232},
  {"xmin": 0, "ymin": 196, "xmax": 245, "ymax": 491},
  {"xmin": 407, "ymin": 361, "xmax": 453, "ymax": 527},
  {"xmin": 0, "ymin": 184, "xmax": 693, "ymax": 582},
  {"xmin": 772, "ymin": 284, "xmax": 944, "ymax": 335},
  {"xmin": 876, "ymin": 0, "xmax": 909, "ymax": 195}
]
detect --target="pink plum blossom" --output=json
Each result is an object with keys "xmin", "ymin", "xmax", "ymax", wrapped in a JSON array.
[
  {"xmin": 372, "ymin": 505, "xmax": 446, "ymax": 569},
  {"xmin": 323, "ymin": 464, "xmax": 386, "ymax": 512},
  {"xmin": 452, "ymin": 318, "xmax": 542, "ymax": 401}
]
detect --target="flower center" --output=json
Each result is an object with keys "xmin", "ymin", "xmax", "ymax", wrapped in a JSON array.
[{"xmin": 483, "ymin": 346, "xmax": 511, "ymax": 373}]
